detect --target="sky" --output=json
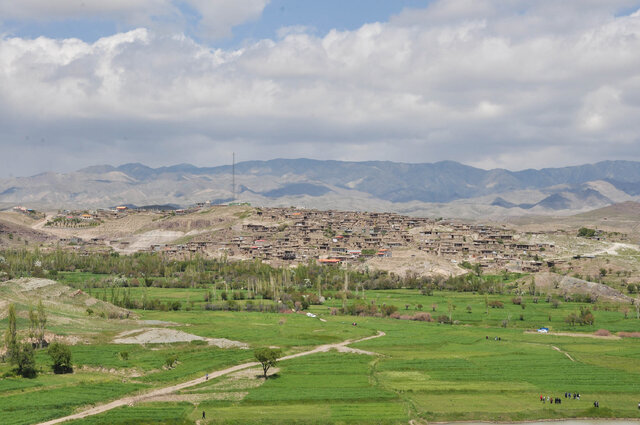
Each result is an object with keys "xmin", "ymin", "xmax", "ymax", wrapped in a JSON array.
[{"xmin": 1, "ymin": 0, "xmax": 640, "ymax": 177}]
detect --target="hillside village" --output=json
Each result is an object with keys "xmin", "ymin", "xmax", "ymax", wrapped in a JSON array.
[{"xmin": 10, "ymin": 205, "xmax": 565, "ymax": 275}]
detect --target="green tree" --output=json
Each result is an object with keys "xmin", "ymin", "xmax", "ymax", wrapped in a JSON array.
[
  {"xmin": 14, "ymin": 343, "xmax": 37, "ymax": 378},
  {"xmin": 529, "ymin": 278, "xmax": 536, "ymax": 296},
  {"xmin": 28, "ymin": 306, "xmax": 37, "ymax": 342},
  {"xmin": 577, "ymin": 227, "xmax": 596, "ymax": 238},
  {"xmin": 48, "ymin": 342, "xmax": 73, "ymax": 374},
  {"xmin": 4, "ymin": 304, "xmax": 17, "ymax": 361},
  {"xmin": 254, "ymin": 347, "xmax": 282, "ymax": 379},
  {"xmin": 37, "ymin": 300, "xmax": 47, "ymax": 348}
]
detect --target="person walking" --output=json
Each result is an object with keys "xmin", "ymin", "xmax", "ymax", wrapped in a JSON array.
[{"xmin": 203, "ymin": 411, "xmax": 206, "ymax": 419}]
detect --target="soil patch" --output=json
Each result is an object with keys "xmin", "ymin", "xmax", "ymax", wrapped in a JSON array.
[
  {"xmin": 10, "ymin": 278, "xmax": 57, "ymax": 291},
  {"xmin": 524, "ymin": 330, "xmax": 621, "ymax": 340},
  {"xmin": 520, "ymin": 272, "xmax": 631, "ymax": 303},
  {"xmin": 113, "ymin": 328, "xmax": 249, "ymax": 348},
  {"xmin": 113, "ymin": 328, "xmax": 206, "ymax": 344}
]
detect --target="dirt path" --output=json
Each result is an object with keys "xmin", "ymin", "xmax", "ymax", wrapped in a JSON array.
[
  {"xmin": 551, "ymin": 345, "xmax": 575, "ymax": 362},
  {"xmin": 582, "ymin": 242, "xmax": 639, "ymax": 257},
  {"xmin": 37, "ymin": 331, "xmax": 385, "ymax": 425},
  {"xmin": 31, "ymin": 215, "xmax": 53, "ymax": 231}
]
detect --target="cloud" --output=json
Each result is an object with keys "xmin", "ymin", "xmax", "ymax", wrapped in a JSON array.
[
  {"xmin": 0, "ymin": 0, "xmax": 270, "ymax": 41},
  {"xmin": 1, "ymin": 0, "xmax": 640, "ymax": 176}
]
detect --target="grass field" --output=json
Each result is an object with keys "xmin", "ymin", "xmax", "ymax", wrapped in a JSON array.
[{"xmin": 1, "ymin": 286, "xmax": 639, "ymax": 425}]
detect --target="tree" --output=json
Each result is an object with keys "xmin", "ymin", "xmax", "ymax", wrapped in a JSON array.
[
  {"xmin": 254, "ymin": 347, "xmax": 282, "ymax": 379},
  {"xmin": 565, "ymin": 312, "xmax": 579, "ymax": 326},
  {"xmin": 28, "ymin": 306, "xmax": 37, "ymax": 342},
  {"xmin": 48, "ymin": 342, "xmax": 73, "ymax": 374},
  {"xmin": 529, "ymin": 278, "xmax": 536, "ymax": 296},
  {"xmin": 4, "ymin": 304, "xmax": 17, "ymax": 361},
  {"xmin": 13, "ymin": 343, "xmax": 37, "ymax": 378},
  {"xmin": 580, "ymin": 307, "xmax": 594, "ymax": 325},
  {"xmin": 37, "ymin": 300, "xmax": 47, "ymax": 348},
  {"xmin": 577, "ymin": 227, "xmax": 596, "ymax": 238}
]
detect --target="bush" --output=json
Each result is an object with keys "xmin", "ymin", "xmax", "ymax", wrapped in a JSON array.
[
  {"xmin": 14, "ymin": 343, "xmax": 37, "ymax": 378},
  {"xmin": 412, "ymin": 312, "xmax": 432, "ymax": 322},
  {"xmin": 488, "ymin": 300, "xmax": 504, "ymax": 309},
  {"xmin": 618, "ymin": 332, "xmax": 640, "ymax": 338},
  {"xmin": 381, "ymin": 304, "xmax": 398, "ymax": 316},
  {"xmin": 119, "ymin": 351, "xmax": 129, "ymax": 361},
  {"xmin": 578, "ymin": 227, "xmax": 596, "ymax": 238},
  {"xmin": 48, "ymin": 342, "xmax": 73, "ymax": 374},
  {"xmin": 437, "ymin": 314, "xmax": 451, "ymax": 324},
  {"xmin": 165, "ymin": 354, "xmax": 178, "ymax": 368}
]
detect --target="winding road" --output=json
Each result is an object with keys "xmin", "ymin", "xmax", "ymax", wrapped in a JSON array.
[{"xmin": 38, "ymin": 331, "xmax": 385, "ymax": 425}]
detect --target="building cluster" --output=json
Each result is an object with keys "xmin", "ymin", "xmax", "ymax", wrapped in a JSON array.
[
  {"xmin": 149, "ymin": 208, "xmax": 556, "ymax": 271},
  {"xmin": 33, "ymin": 204, "xmax": 558, "ymax": 271}
]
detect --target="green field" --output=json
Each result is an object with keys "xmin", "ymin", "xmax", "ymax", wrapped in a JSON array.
[{"xmin": 1, "ymin": 286, "xmax": 640, "ymax": 425}]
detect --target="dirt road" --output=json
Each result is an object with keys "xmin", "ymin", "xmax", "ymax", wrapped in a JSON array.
[{"xmin": 38, "ymin": 331, "xmax": 385, "ymax": 425}]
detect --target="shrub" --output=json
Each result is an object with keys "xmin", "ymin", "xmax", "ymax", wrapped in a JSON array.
[
  {"xmin": 48, "ymin": 342, "xmax": 73, "ymax": 374},
  {"xmin": 594, "ymin": 329, "xmax": 611, "ymax": 336},
  {"xmin": 165, "ymin": 354, "xmax": 178, "ymax": 368},
  {"xmin": 381, "ymin": 304, "xmax": 398, "ymax": 316},
  {"xmin": 565, "ymin": 312, "xmax": 580, "ymax": 326},
  {"xmin": 412, "ymin": 312, "xmax": 432, "ymax": 322},
  {"xmin": 488, "ymin": 300, "xmax": 504, "ymax": 309},
  {"xmin": 437, "ymin": 314, "xmax": 451, "ymax": 324},
  {"xmin": 618, "ymin": 332, "xmax": 640, "ymax": 338},
  {"xmin": 14, "ymin": 343, "xmax": 37, "ymax": 378},
  {"xmin": 119, "ymin": 351, "xmax": 129, "ymax": 361},
  {"xmin": 578, "ymin": 227, "xmax": 596, "ymax": 238}
]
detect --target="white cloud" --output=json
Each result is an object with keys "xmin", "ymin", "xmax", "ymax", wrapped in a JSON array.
[
  {"xmin": 184, "ymin": 0, "xmax": 270, "ymax": 39},
  {"xmin": 1, "ymin": 0, "xmax": 640, "ymax": 176},
  {"xmin": 0, "ymin": 0, "xmax": 270, "ymax": 41}
]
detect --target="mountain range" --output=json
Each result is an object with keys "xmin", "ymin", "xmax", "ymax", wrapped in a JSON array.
[{"xmin": 2, "ymin": 159, "xmax": 640, "ymax": 218}]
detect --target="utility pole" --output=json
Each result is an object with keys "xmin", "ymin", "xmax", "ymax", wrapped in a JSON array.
[{"xmin": 232, "ymin": 152, "xmax": 236, "ymax": 202}]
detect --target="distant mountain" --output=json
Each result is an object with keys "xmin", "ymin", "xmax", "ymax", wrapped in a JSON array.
[{"xmin": 2, "ymin": 159, "xmax": 640, "ymax": 218}]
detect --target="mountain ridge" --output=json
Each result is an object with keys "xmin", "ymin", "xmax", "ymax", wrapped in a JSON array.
[{"xmin": 3, "ymin": 159, "xmax": 640, "ymax": 218}]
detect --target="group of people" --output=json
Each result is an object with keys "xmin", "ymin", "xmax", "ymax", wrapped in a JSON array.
[
  {"xmin": 540, "ymin": 395, "xmax": 562, "ymax": 404},
  {"xmin": 539, "ymin": 392, "xmax": 583, "ymax": 405}
]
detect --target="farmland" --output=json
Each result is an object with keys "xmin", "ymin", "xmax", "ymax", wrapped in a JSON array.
[{"xmin": 1, "ymin": 273, "xmax": 639, "ymax": 425}]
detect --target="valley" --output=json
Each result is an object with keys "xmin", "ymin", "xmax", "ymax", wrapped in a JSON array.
[{"xmin": 0, "ymin": 202, "xmax": 639, "ymax": 425}]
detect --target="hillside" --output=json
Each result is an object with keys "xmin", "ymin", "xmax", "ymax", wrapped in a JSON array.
[
  {"xmin": 2, "ymin": 160, "xmax": 640, "ymax": 217},
  {"xmin": 505, "ymin": 201, "xmax": 640, "ymax": 242}
]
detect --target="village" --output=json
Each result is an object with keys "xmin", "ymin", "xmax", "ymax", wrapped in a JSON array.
[{"xmin": 28, "ymin": 205, "xmax": 559, "ymax": 274}]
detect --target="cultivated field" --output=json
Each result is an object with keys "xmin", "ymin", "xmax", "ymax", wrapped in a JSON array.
[{"xmin": 1, "ymin": 279, "xmax": 639, "ymax": 425}]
